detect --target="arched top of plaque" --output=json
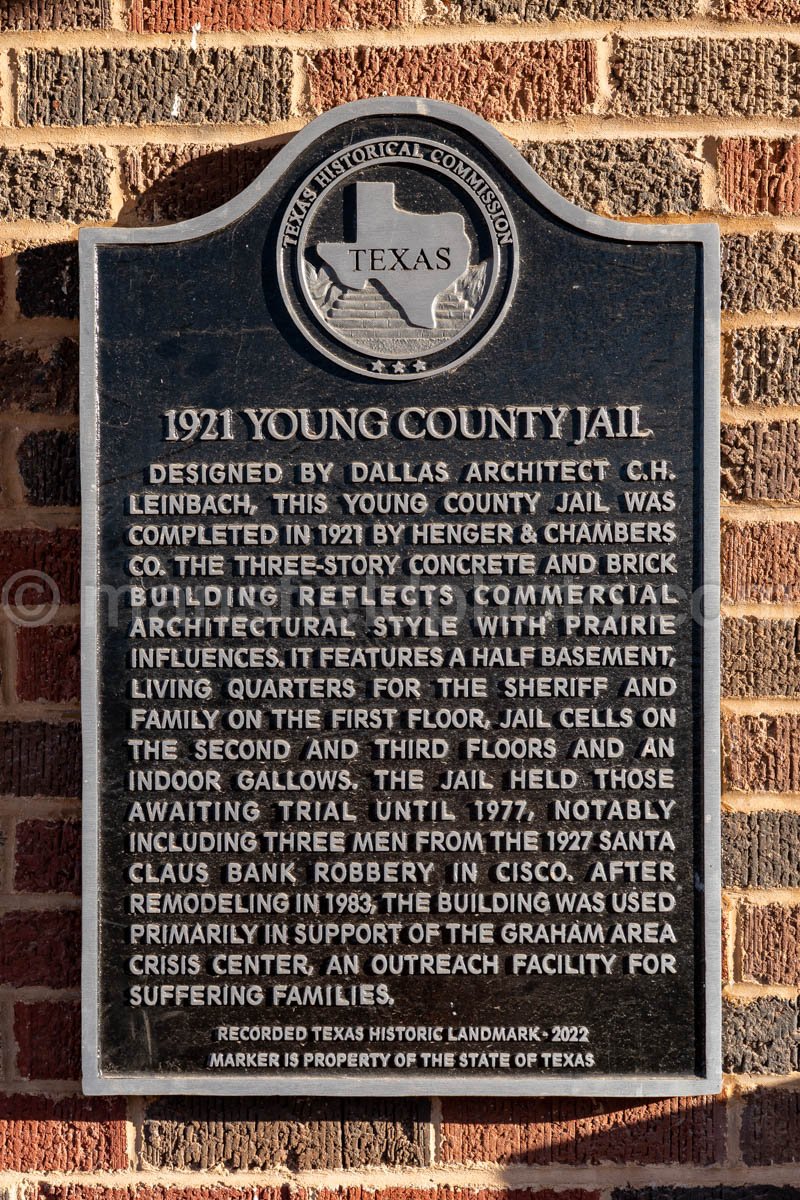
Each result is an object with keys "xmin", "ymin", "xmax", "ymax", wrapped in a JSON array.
[{"xmin": 80, "ymin": 97, "xmax": 719, "ymax": 385}]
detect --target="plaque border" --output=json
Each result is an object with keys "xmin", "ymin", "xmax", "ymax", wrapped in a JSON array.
[{"xmin": 80, "ymin": 96, "xmax": 721, "ymax": 1098}]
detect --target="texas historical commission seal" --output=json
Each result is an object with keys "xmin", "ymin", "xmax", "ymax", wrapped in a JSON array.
[{"xmin": 277, "ymin": 136, "xmax": 517, "ymax": 380}]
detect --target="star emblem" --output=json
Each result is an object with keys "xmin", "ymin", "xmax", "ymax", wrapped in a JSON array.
[
  {"xmin": 370, "ymin": 359, "xmax": 386, "ymax": 373},
  {"xmin": 413, "ymin": 359, "xmax": 427, "ymax": 372},
  {"xmin": 392, "ymin": 361, "xmax": 406, "ymax": 374}
]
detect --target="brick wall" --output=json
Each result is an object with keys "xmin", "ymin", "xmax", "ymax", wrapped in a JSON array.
[{"xmin": 0, "ymin": 0, "xmax": 798, "ymax": 1194}]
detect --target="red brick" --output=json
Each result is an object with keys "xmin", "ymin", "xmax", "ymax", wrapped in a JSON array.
[
  {"xmin": 17, "ymin": 624, "xmax": 79, "ymax": 703},
  {"xmin": 722, "ymin": 521, "xmax": 800, "ymax": 604},
  {"xmin": 0, "ymin": 909, "xmax": 79, "ymax": 987},
  {"xmin": 439, "ymin": 1096, "xmax": 724, "ymax": 1164},
  {"xmin": 0, "ymin": 1095, "xmax": 126, "ymax": 1171},
  {"xmin": 721, "ymin": 422, "xmax": 800, "ymax": 503},
  {"xmin": 15, "ymin": 819, "xmax": 80, "ymax": 894},
  {"xmin": 723, "ymin": 714, "xmax": 800, "ymax": 793},
  {"xmin": 30, "ymin": 1191, "xmax": 286, "ymax": 1200},
  {"xmin": 121, "ymin": 142, "xmax": 283, "ymax": 225},
  {"xmin": 0, "ymin": 527, "xmax": 80, "ymax": 606},
  {"xmin": 0, "ymin": 0, "xmax": 109, "ymax": 28},
  {"xmin": 307, "ymin": 42, "xmax": 597, "ymax": 123},
  {"xmin": 131, "ymin": 0, "xmax": 406, "ymax": 31},
  {"xmin": 0, "ymin": 721, "xmax": 81, "ymax": 796},
  {"xmin": 722, "ymin": 617, "xmax": 800, "ymax": 696},
  {"xmin": 739, "ymin": 904, "xmax": 800, "ymax": 985},
  {"xmin": 740, "ymin": 1087, "xmax": 800, "ymax": 1164},
  {"xmin": 14, "ymin": 1001, "xmax": 80, "ymax": 1079},
  {"xmin": 719, "ymin": 137, "xmax": 800, "ymax": 214},
  {"xmin": 18, "ymin": 430, "xmax": 79, "ymax": 507},
  {"xmin": 303, "ymin": 1192, "xmax": 597, "ymax": 1200},
  {"xmin": 719, "ymin": 0, "xmax": 800, "ymax": 20}
]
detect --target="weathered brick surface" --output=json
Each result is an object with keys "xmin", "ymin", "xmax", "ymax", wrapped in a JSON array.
[
  {"xmin": 724, "ymin": 714, "xmax": 800, "ymax": 793},
  {"xmin": 520, "ymin": 138, "xmax": 702, "ymax": 216},
  {"xmin": 0, "ymin": 1096, "xmax": 126, "ymax": 1171},
  {"xmin": 741, "ymin": 1088, "xmax": 800, "ymax": 1165},
  {"xmin": 17, "ymin": 624, "xmax": 80, "ymax": 704},
  {"xmin": 718, "ymin": 0, "xmax": 800, "ymax": 20},
  {"xmin": 613, "ymin": 39, "xmax": 800, "ymax": 118},
  {"xmin": 722, "ymin": 618, "xmax": 800, "ymax": 696},
  {"xmin": 613, "ymin": 1189, "xmax": 800, "ymax": 1199},
  {"xmin": 719, "ymin": 138, "xmax": 800, "ymax": 215},
  {"xmin": 142, "ymin": 1098, "xmax": 430, "ymax": 1169},
  {"xmin": 18, "ymin": 48, "xmax": 293, "ymax": 127},
  {"xmin": 439, "ymin": 1096, "xmax": 724, "ymax": 1164},
  {"xmin": 131, "ymin": 0, "xmax": 406, "ymax": 30},
  {"xmin": 722, "ymin": 234, "xmax": 800, "ymax": 314},
  {"xmin": 723, "ymin": 810, "xmax": 800, "ymax": 887},
  {"xmin": 307, "ymin": 42, "xmax": 597, "ymax": 122},
  {"xmin": 0, "ymin": 527, "xmax": 80, "ymax": 607},
  {"xmin": 722, "ymin": 522, "xmax": 800, "ymax": 603},
  {"xmin": 0, "ymin": 148, "xmax": 110, "ymax": 223},
  {"xmin": 15, "ymin": 819, "xmax": 80, "ymax": 893},
  {"xmin": 0, "ymin": 721, "xmax": 81, "ymax": 796},
  {"xmin": 725, "ymin": 327, "xmax": 800, "ymax": 406},
  {"xmin": 121, "ymin": 142, "xmax": 283, "ymax": 224},
  {"xmin": 0, "ymin": 340, "xmax": 78, "ymax": 414},
  {"xmin": 18, "ymin": 430, "xmax": 79, "ymax": 507},
  {"xmin": 17, "ymin": 243, "xmax": 79, "ymax": 319},
  {"xmin": 15, "ymin": 1001, "xmax": 81, "ymax": 1080},
  {"xmin": 721, "ymin": 422, "xmax": 800, "ymax": 503},
  {"xmin": 723, "ymin": 997, "xmax": 800, "ymax": 1074},
  {"xmin": 0, "ymin": 909, "xmax": 80, "ymax": 987},
  {"xmin": 455, "ymin": 0, "xmax": 693, "ymax": 17},
  {"xmin": 0, "ymin": 0, "xmax": 109, "ymax": 27},
  {"xmin": 739, "ymin": 904, "xmax": 800, "ymax": 985}
]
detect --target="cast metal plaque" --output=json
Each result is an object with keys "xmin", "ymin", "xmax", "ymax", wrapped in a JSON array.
[{"xmin": 81, "ymin": 98, "xmax": 721, "ymax": 1096}]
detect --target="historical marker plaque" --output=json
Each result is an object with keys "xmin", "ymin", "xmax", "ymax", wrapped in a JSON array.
[{"xmin": 81, "ymin": 98, "xmax": 721, "ymax": 1096}]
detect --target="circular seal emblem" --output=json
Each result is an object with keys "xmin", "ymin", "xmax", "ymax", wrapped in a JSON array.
[{"xmin": 277, "ymin": 136, "xmax": 517, "ymax": 380}]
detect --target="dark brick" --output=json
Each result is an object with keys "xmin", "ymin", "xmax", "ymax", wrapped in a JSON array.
[
  {"xmin": 722, "ymin": 422, "xmax": 800, "ymax": 503},
  {"xmin": 725, "ymin": 327, "xmax": 800, "ymax": 406},
  {"xmin": 613, "ymin": 39, "xmax": 800, "ymax": 119},
  {"xmin": 723, "ymin": 234, "xmax": 800, "ymax": 314},
  {"xmin": 722, "ymin": 522, "xmax": 800, "ymax": 604},
  {"xmin": 723, "ymin": 713, "xmax": 800, "ymax": 793},
  {"xmin": 722, "ymin": 617, "xmax": 800, "ymax": 696},
  {"xmin": 0, "ymin": 339, "xmax": 78, "ymax": 414},
  {"xmin": 17, "ymin": 243, "xmax": 78, "ymax": 320},
  {"xmin": 121, "ymin": 142, "xmax": 283, "ymax": 225},
  {"xmin": 456, "ymin": 0, "xmax": 694, "ymax": 16},
  {"xmin": 0, "ymin": 0, "xmax": 109, "ymax": 27},
  {"xmin": 0, "ymin": 721, "xmax": 81, "ymax": 796},
  {"xmin": 18, "ymin": 47, "xmax": 293, "ymax": 127},
  {"xmin": 739, "ymin": 904, "xmax": 800, "ymax": 985},
  {"xmin": 307, "ymin": 42, "xmax": 597, "ymax": 123},
  {"xmin": 521, "ymin": 138, "xmax": 702, "ymax": 216},
  {"xmin": 131, "ymin": 0, "xmax": 406, "ymax": 30},
  {"xmin": 18, "ymin": 430, "xmax": 79, "ymax": 507},
  {"xmin": 439, "ymin": 1096, "xmax": 724, "ymax": 1164},
  {"xmin": 14, "ymin": 1001, "xmax": 80, "ymax": 1079},
  {"xmin": 142, "ymin": 1098, "xmax": 429, "ymax": 1169},
  {"xmin": 723, "ymin": 996, "xmax": 799, "ymax": 1073},
  {"xmin": 0, "ymin": 909, "xmax": 80, "ymax": 987},
  {"xmin": 0, "ymin": 1095, "xmax": 125, "ymax": 1170},
  {"xmin": 741, "ymin": 1088, "xmax": 800, "ymax": 1164},
  {"xmin": 17, "ymin": 624, "xmax": 80, "ymax": 704},
  {"xmin": 723, "ymin": 810, "xmax": 800, "ymax": 887},
  {"xmin": 0, "ymin": 527, "xmax": 80, "ymax": 607},
  {"xmin": 15, "ymin": 819, "xmax": 80, "ymax": 893},
  {"xmin": 0, "ymin": 148, "xmax": 110, "ymax": 223}
]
